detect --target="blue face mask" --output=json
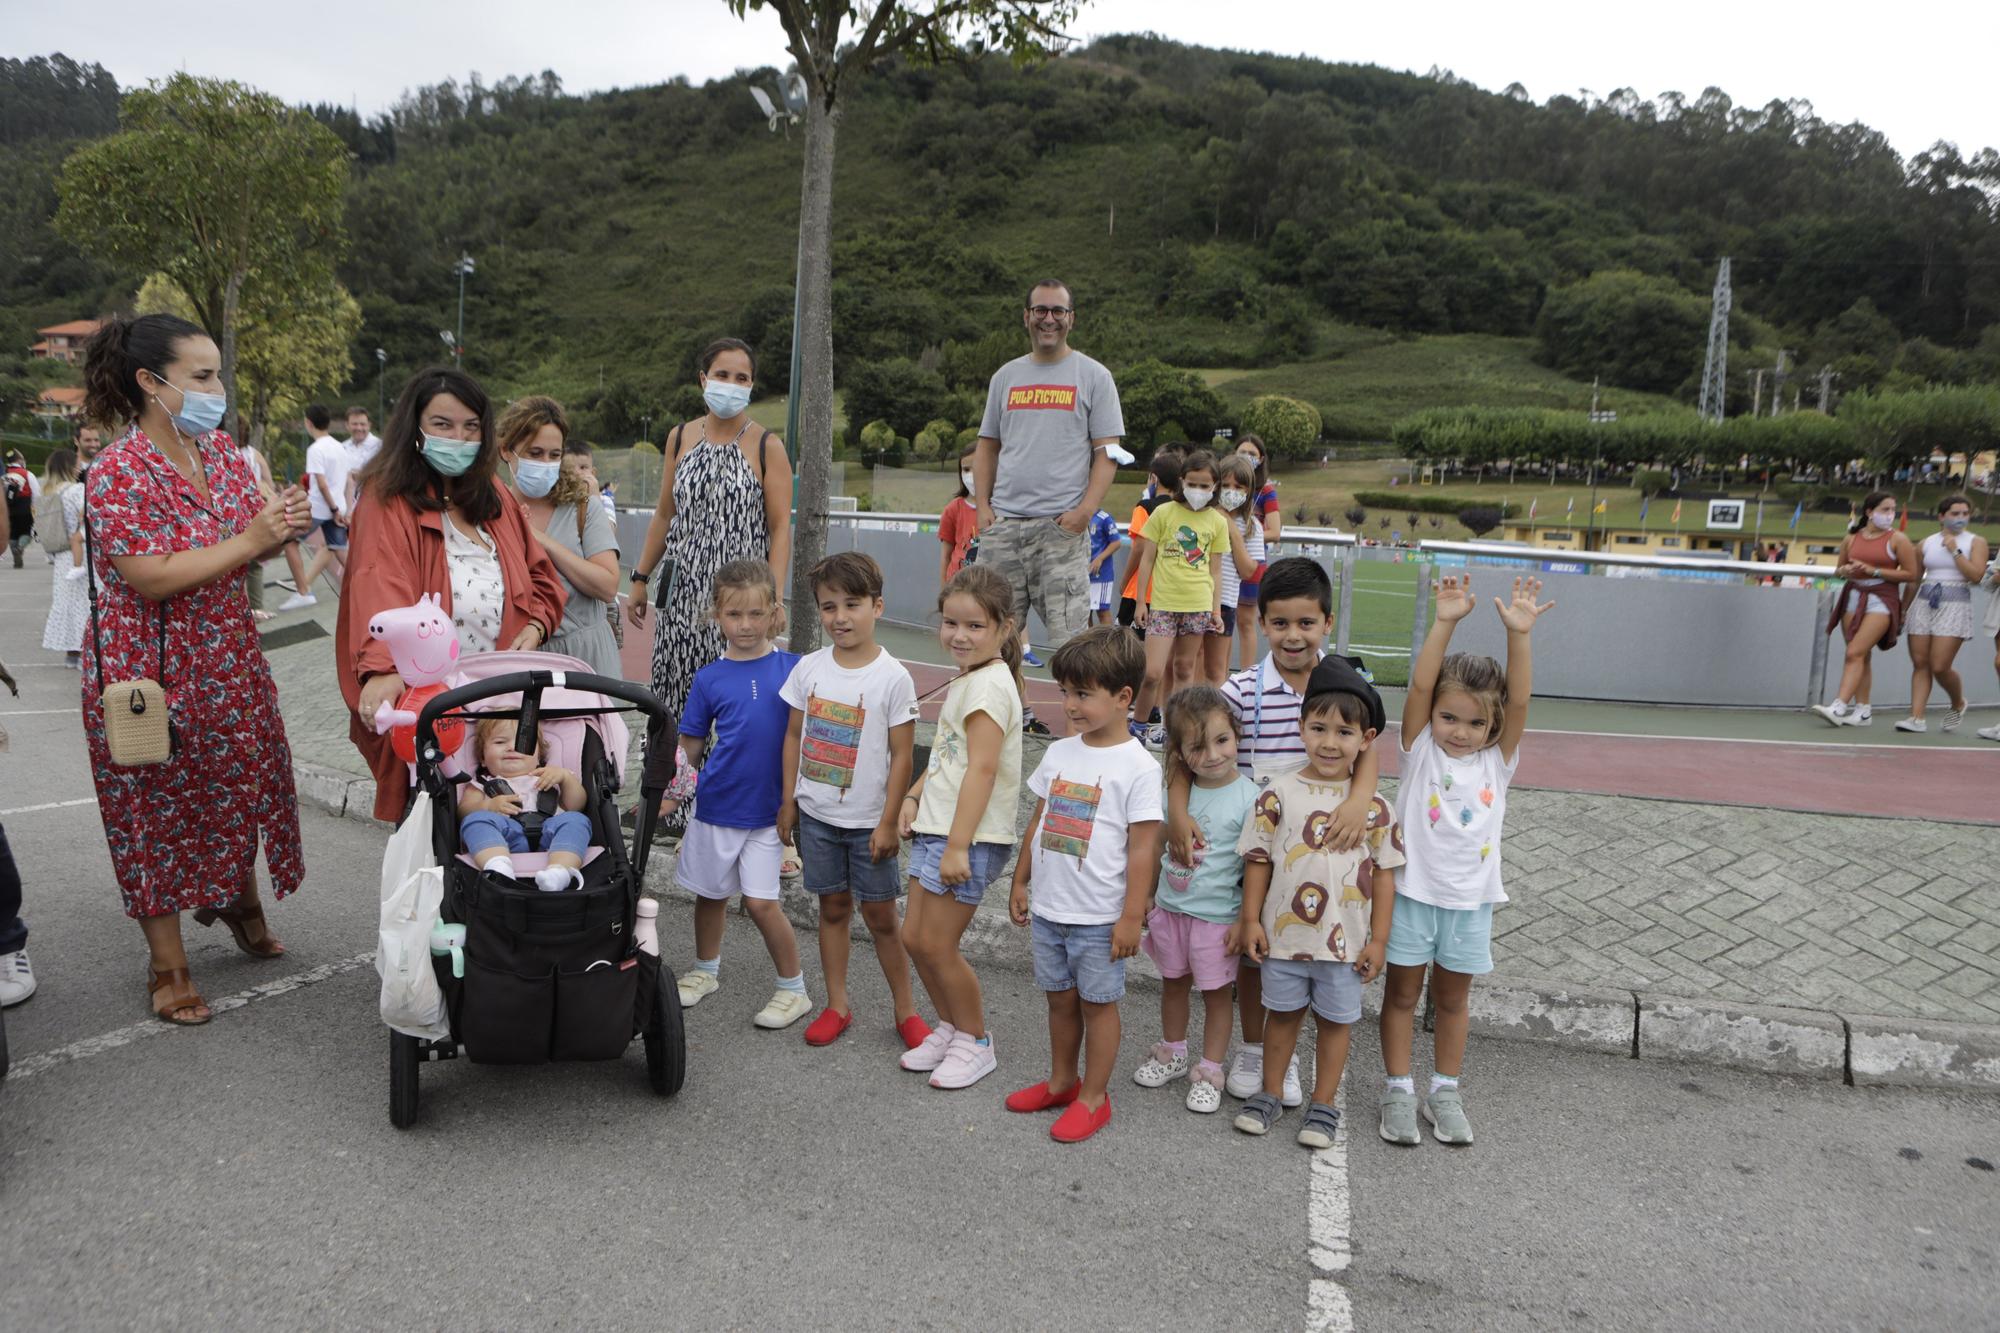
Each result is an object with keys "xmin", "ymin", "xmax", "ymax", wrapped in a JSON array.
[
  {"xmin": 514, "ymin": 458, "xmax": 561, "ymax": 498},
  {"xmin": 421, "ymin": 434, "xmax": 482, "ymax": 477},
  {"xmin": 1943, "ymin": 516, "xmax": 1969, "ymax": 533},
  {"xmin": 155, "ymin": 375, "xmax": 226, "ymax": 435},
  {"xmin": 702, "ymin": 379, "xmax": 752, "ymax": 419}
]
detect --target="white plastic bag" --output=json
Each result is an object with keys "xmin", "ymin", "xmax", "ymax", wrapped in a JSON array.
[{"xmin": 377, "ymin": 797, "xmax": 451, "ymax": 1040}]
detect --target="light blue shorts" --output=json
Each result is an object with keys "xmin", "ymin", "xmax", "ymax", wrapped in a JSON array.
[
  {"xmin": 1260, "ymin": 957, "xmax": 1362, "ymax": 1025},
  {"xmin": 907, "ymin": 833, "xmax": 1011, "ymax": 907},
  {"xmin": 1030, "ymin": 915, "xmax": 1126, "ymax": 1004},
  {"xmin": 1385, "ymin": 896, "xmax": 1495, "ymax": 976}
]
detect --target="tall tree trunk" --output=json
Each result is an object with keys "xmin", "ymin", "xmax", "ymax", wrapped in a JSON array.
[
  {"xmin": 220, "ymin": 266, "xmax": 245, "ymax": 438},
  {"xmin": 787, "ymin": 96, "xmax": 840, "ymax": 655}
]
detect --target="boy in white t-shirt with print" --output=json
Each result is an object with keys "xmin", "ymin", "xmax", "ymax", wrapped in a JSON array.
[
  {"xmin": 777, "ymin": 553, "xmax": 927, "ymax": 1052},
  {"xmin": 1006, "ymin": 627, "xmax": 1163, "ymax": 1144}
]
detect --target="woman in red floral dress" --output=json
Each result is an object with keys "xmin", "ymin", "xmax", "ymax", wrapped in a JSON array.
[{"xmin": 80, "ymin": 315, "xmax": 316, "ymax": 1025}]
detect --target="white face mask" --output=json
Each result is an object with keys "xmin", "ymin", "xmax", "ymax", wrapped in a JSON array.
[
  {"xmin": 1869, "ymin": 509, "xmax": 1895, "ymax": 530},
  {"xmin": 960, "ymin": 471, "xmax": 976, "ymax": 492},
  {"xmin": 1219, "ymin": 488, "xmax": 1247, "ymax": 512},
  {"xmin": 1182, "ymin": 487, "xmax": 1213, "ymax": 511}
]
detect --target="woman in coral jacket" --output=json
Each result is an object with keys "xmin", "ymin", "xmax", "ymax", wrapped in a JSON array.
[{"xmin": 336, "ymin": 366, "xmax": 566, "ymax": 822}]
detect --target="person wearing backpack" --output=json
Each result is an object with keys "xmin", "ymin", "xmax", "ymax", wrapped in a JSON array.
[
  {"xmin": 37, "ymin": 448, "xmax": 88, "ymax": 666},
  {"xmin": 3, "ymin": 450, "xmax": 36, "ymax": 569}
]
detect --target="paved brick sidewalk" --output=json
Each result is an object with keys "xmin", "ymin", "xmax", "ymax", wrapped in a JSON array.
[{"xmin": 264, "ymin": 603, "xmax": 1999, "ymax": 1028}]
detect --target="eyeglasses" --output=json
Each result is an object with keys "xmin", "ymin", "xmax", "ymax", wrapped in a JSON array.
[{"xmin": 1027, "ymin": 305, "xmax": 1074, "ymax": 319}]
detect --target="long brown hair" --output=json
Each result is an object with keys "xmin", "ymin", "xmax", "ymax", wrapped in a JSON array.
[
  {"xmin": 497, "ymin": 395, "xmax": 591, "ymax": 509},
  {"xmin": 938, "ymin": 564, "xmax": 1023, "ymax": 691},
  {"xmin": 82, "ymin": 314, "xmax": 209, "ymax": 426},
  {"xmin": 360, "ymin": 366, "xmax": 504, "ymax": 524}
]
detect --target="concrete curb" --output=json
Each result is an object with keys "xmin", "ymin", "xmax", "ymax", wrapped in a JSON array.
[{"xmin": 293, "ymin": 759, "xmax": 2000, "ymax": 1092}]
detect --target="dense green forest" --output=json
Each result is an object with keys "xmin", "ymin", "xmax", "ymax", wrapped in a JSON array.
[{"xmin": 4, "ymin": 39, "xmax": 1998, "ymax": 449}]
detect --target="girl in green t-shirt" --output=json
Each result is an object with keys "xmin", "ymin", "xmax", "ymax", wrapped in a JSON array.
[{"xmin": 1130, "ymin": 449, "xmax": 1251, "ymax": 740}]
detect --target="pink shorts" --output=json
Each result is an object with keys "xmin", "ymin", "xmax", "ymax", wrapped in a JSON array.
[{"xmin": 1142, "ymin": 907, "xmax": 1237, "ymax": 990}]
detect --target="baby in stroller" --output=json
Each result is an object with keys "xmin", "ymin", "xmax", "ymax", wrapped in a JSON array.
[{"xmin": 459, "ymin": 716, "xmax": 590, "ymax": 892}]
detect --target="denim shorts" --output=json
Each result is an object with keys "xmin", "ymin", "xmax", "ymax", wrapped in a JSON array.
[
  {"xmin": 797, "ymin": 811, "xmax": 903, "ymax": 903},
  {"xmin": 1385, "ymin": 897, "xmax": 1495, "ymax": 976},
  {"xmin": 907, "ymin": 833, "xmax": 1011, "ymax": 906},
  {"xmin": 1261, "ymin": 957, "xmax": 1362, "ymax": 1024},
  {"xmin": 1030, "ymin": 915, "xmax": 1127, "ymax": 1004},
  {"xmin": 318, "ymin": 517, "xmax": 348, "ymax": 548}
]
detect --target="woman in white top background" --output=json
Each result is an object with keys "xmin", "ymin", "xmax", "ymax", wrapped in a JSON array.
[{"xmin": 1897, "ymin": 494, "xmax": 1988, "ymax": 734}]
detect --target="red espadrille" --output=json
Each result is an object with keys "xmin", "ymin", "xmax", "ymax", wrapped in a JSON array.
[
  {"xmin": 803, "ymin": 1007, "xmax": 853, "ymax": 1047},
  {"xmin": 896, "ymin": 1014, "xmax": 933, "ymax": 1050},
  {"xmin": 1050, "ymin": 1098, "xmax": 1112, "ymax": 1143},
  {"xmin": 1004, "ymin": 1079, "xmax": 1081, "ymax": 1113}
]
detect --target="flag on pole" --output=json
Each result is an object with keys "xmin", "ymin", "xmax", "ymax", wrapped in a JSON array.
[
  {"xmin": 1528, "ymin": 497, "xmax": 1538, "ymax": 520},
  {"xmin": 1565, "ymin": 496, "xmax": 1574, "ymax": 519},
  {"xmin": 1639, "ymin": 496, "xmax": 1649, "ymax": 530},
  {"xmin": 1594, "ymin": 499, "xmax": 1608, "ymax": 514},
  {"xmin": 1789, "ymin": 501, "xmax": 1802, "ymax": 531},
  {"xmin": 1671, "ymin": 498, "xmax": 1682, "ymax": 524}
]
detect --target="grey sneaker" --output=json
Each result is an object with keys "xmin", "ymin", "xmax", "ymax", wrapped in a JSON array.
[
  {"xmin": 1942, "ymin": 708, "xmax": 1965, "ymax": 733},
  {"xmin": 1378, "ymin": 1087, "xmax": 1420, "ymax": 1145},
  {"xmin": 1297, "ymin": 1101, "xmax": 1341, "ymax": 1149},
  {"xmin": 1233, "ymin": 1091, "xmax": 1283, "ymax": 1136},
  {"xmin": 1423, "ymin": 1086, "xmax": 1474, "ymax": 1145}
]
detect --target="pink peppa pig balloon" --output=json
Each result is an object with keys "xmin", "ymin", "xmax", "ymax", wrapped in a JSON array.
[{"xmin": 366, "ymin": 593, "xmax": 468, "ymax": 763}]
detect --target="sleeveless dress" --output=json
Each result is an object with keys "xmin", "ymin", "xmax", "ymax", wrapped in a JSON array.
[{"xmin": 649, "ymin": 425, "xmax": 771, "ymax": 732}]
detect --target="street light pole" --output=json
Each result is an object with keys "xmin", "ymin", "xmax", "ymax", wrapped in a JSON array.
[
  {"xmin": 751, "ymin": 71, "xmax": 809, "ymax": 465},
  {"xmin": 375, "ymin": 347, "xmax": 387, "ymax": 422},
  {"xmin": 452, "ymin": 252, "xmax": 475, "ymax": 364}
]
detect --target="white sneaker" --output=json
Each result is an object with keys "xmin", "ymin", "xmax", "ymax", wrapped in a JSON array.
[
  {"xmin": 1132, "ymin": 1041, "xmax": 1190, "ymax": 1087},
  {"xmin": 1853, "ymin": 707, "xmax": 1873, "ymax": 726},
  {"xmin": 1894, "ymin": 717, "xmax": 1927, "ymax": 733},
  {"xmin": 676, "ymin": 968, "xmax": 719, "ymax": 1007},
  {"xmin": 1809, "ymin": 701, "xmax": 1850, "ymax": 726},
  {"xmin": 1942, "ymin": 708, "xmax": 1965, "ymax": 733},
  {"xmin": 754, "ymin": 988, "xmax": 812, "ymax": 1029},
  {"xmin": 929, "ymin": 1031, "xmax": 997, "ymax": 1089},
  {"xmin": 275, "ymin": 593, "xmax": 317, "ymax": 612},
  {"xmin": 0, "ymin": 949, "xmax": 35, "ymax": 1006},
  {"xmin": 1979, "ymin": 723, "xmax": 2000, "ymax": 742},
  {"xmin": 1185, "ymin": 1065, "xmax": 1225, "ymax": 1113},
  {"xmin": 1225, "ymin": 1044, "xmax": 1264, "ymax": 1099},
  {"xmin": 900, "ymin": 1021, "xmax": 957, "ymax": 1071},
  {"xmin": 1280, "ymin": 1055, "xmax": 1304, "ymax": 1108}
]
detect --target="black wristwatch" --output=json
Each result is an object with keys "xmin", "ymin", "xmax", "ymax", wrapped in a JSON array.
[{"xmin": 629, "ymin": 569, "xmax": 649, "ymax": 584}]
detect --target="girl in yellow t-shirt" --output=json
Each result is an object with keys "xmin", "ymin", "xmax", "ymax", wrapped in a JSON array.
[{"xmin": 1131, "ymin": 448, "xmax": 1250, "ymax": 739}]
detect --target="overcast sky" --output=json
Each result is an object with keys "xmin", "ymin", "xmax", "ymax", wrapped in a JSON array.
[{"xmin": 7, "ymin": 0, "xmax": 1996, "ymax": 161}]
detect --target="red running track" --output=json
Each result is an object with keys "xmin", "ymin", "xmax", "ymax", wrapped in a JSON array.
[{"xmin": 619, "ymin": 632, "xmax": 1994, "ymax": 824}]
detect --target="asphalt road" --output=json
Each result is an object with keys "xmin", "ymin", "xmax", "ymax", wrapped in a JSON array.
[{"xmin": 3, "ymin": 567, "xmax": 1997, "ymax": 1330}]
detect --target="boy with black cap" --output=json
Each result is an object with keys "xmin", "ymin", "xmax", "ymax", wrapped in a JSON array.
[{"xmin": 1229, "ymin": 655, "xmax": 1403, "ymax": 1148}]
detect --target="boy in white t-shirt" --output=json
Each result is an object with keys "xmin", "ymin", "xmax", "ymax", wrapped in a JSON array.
[
  {"xmin": 1006, "ymin": 627, "xmax": 1163, "ymax": 1144},
  {"xmin": 777, "ymin": 553, "xmax": 925, "ymax": 1052}
]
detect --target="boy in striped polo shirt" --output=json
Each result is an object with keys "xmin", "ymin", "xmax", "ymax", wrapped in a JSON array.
[{"xmin": 1165, "ymin": 556, "xmax": 1382, "ymax": 1103}]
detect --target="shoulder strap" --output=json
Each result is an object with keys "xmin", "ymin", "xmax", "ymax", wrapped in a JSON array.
[
  {"xmin": 758, "ymin": 429, "xmax": 771, "ymax": 483},
  {"xmin": 667, "ymin": 423, "xmax": 687, "ymax": 470}
]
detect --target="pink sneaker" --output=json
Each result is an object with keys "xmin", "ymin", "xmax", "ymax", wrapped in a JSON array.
[
  {"xmin": 929, "ymin": 1031, "xmax": 997, "ymax": 1089},
  {"xmin": 899, "ymin": 1021, "xmax": 956, "ymax": 1071}
]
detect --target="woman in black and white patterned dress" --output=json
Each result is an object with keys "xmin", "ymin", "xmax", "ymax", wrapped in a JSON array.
[{"xmin": 627, "ymin": 339, "xmax": 793, "ymax": 819}]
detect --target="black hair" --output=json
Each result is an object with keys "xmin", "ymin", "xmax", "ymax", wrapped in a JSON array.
[
  {"xmin": 1149, "ymin": 447, "xmax": 1184, "ymax": 491},
  {"xmin": 358, "ymin": 365, "xmax": 503, "ymax": 524},
  {"xmin": 698, "ymin": 337, "xmax": 757, "ymax": 380},
  {"xmin": 1025, "ymin": 278, "xmax": 1073, "ymax": 308},
  {"xmin": 1301, "ymin": 691, "xmax": 1372, "ymax": 728},
  {"xmin": 81, "ymin": 314, "xmax": 210, "ymax": 426},
  {"xmin": 1257, "ymin": 556, "xmax": 1334, "ymax": 615},
  {"xmin": 305, "ymin": 404, "xmax": 331, "ymax": 431},
  {"xmin": 1850, "ymin": 491, "xmax": 1896, "ymax": 535},
  {"xmin": 1937, "ymin": 493, "xmax": 1970, "ymax": 516},
  {"xmin": 1174, "ymin": 448, "xmax": 1218, "ymax": 501},
  {"xmin": 811, "ymin": 551, "xmax": 885, "ymax": 600}
]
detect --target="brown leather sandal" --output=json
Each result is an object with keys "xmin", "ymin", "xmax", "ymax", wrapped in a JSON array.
[
  {"xmin": 192, "ymin": 900, "xmax": 286, "ymax": 958},
  {"xmin": 147, "ymin": 965, "xmax": 211, "ymax": 1026}
]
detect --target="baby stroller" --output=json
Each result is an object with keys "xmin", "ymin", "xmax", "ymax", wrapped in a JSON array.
[{"xmin": 388, "ymin": 650, "xmax": 685, "ymax": 1127}]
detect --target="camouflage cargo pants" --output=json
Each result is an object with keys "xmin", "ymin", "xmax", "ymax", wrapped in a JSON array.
[{"xmin": 977, "ymin": 515, "xmax": 1090, "ymax": 649}]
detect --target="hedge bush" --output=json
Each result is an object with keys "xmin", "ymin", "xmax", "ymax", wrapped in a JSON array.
[
  {"xmin": 1354, "ymin": 490, "xmax": 1519, "ymax": 518},
  {"xmin": 1239, "ymin": 395, "xmax": 1322, "ymax": 457}
]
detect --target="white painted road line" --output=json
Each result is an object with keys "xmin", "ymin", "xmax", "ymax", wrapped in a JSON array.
[
  {"xmin": 5, "ymin": 949, "xmax": 378, "ymax": 1082},
  {"xmin": 0, "ymin": 708, "xmax": 80, "ymax": 716},
  {"xmin": 0, "ymin": 797, "xmax": 97, "ymax": 815},
  {"xmin": 1305, "ymin": 1099, "xmax": 1356, "ymax": 1331}
]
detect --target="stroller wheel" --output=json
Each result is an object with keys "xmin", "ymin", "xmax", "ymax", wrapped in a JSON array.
[
  {"xmin": 645, "ymin": 958, "xmax": 685, "ymax": 1097},
  {"xmin": 390, "ymin": 1030, "xmax": 421, "ymax": 1127}
]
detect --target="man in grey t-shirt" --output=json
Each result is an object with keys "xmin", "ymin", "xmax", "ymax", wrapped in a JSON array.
[{"xmin": 972, "ymin": 278, "xmax": 1124, "ymax": 664}]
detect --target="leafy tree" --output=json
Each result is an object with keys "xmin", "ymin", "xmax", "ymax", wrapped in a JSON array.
[
  {"xmin": 859, "ymin": 418, "xmax": 896, "ymax": 452},
  {"xmin": 55, "ymin": 75, "xmax": 348, "ymax": 434},
  {"xmin": 923, "ymin": 417, "xmax": 959, "ymax": 448},
  {"xmin": 1116, "ymin": 357, "xmax": 1226, "ymax": 447},
  {"xmin": 913, "ymin": 427, "xmax": 944, "ymax": 458},
  {"xmin": 842, "ymin": 357, "xmax": 949, "ymax": 445},
  {"xmin": 1458, "ymin": 507, "xmax": 1503, "ymax": 537},
  {"xmin": 723, "ymin": 0, "xmax": 1079, "ymax": 651},
  {"xmin": 1238, "ymin": 394, "xmax": 1322, "ymax": 456},
  {"xmin": 1344, "ymin": 505, "xmax": 1366, "ymax": 528},
  {"xmin": 1534, "ymin": 269, "xmax": 1709, "ymax": 395}
]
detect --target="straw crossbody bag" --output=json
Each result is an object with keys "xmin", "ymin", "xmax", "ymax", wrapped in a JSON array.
[{"xmin": 84, "ymin": 510, "xmax": 176, "ymax": 767}]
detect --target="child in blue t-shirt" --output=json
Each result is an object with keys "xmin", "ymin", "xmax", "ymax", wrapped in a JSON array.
[
  {"xmin": 664, "ymin": 559, "xmax": 809, "ymax": 1031},
  {"xmin": 1087, "ymin": 507, "xmax": 1128, "ymax": 627}
]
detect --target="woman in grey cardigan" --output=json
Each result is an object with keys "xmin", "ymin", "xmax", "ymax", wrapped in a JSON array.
[{"xmin": 499, "ymin": 396, "xmax": 622, "ymax": 677}]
